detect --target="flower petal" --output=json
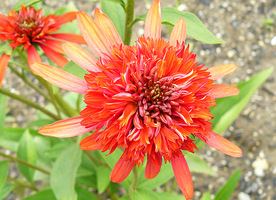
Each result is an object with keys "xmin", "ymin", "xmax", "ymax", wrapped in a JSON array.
[
  {"xmin": 55, "ymin": 11, "xmax": 77, "ymax": 26},
  {"xmin": 77, "ymin": 11, "xmax": 110, "ymax": 57},
  {"xmin": 62, "ymin": 42, "xmax": 101, "ymax": 72},
  {"xmin": 197, "ymin": 132, "xmax": 242, "ymax": 157},
  {"xmin": 0, "ymin": 53, "xmax": 10, "ymax": 87},
  {"xmin": 94, "ymin": 8, "xmax": 122, "ymax": 46},
  {"xmin": 39, "ymin": 44, "xmax": 69, "ymax": 68},
  {"xmin": 145, "ymin": 154, "xmax": 162, "ymax": 179},
  {"xmin": 171, "ymin": 155, "xmax": 194, "ymax": 200},
  {"xmin": 44, "ymin": 39, "xmax": 66, "ymax": 54},
  {"xmin": 27, "ymin": 45, "xmax": 41, "ymax": 66},
  {"xmin": 110, "ymin": 157, "xmax": 134, "ymax": 183},
  {"xmin": 80, "ymin": 134, "xmax": 101, "ymax": 151},
  {"xmin": 39, "ymin": 117, "xmax": 93, "ymax": 138},
  {"xmin": 50, "ymin": 33, "xmax": 87, "ymax": 44},
  {"xmin": 144, "ymin": 0, "xmax": 161, "ymax": 39},
  {"xmin": 169, "ymin": 18, "xmax": 186, "ymax": 46},
  {"xmin": 30, "ymin": 62, "xmax": 87, "ymax": 94},
  {"xmin": 208, "ymin": 64, "xmax": 237, "ymax": 80},
  {"xmin": 210, "ymin": 84, "xmax": 239, "ymax": 99}
]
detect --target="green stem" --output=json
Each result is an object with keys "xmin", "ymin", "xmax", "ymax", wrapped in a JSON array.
[
  {"xmin": 7, "ymin": 176, "xmax": 38, "ymax": 191},
  {"xmin": 169, "ymin": 179, "xmax": 177, "ymax": 193},
  {"xmin": 76, "ymin": 94, "xmax": 83, "ymax": 113},
  {"xmin": 124, "ymin": 0, "xmax": 136, "ymax": 45},
  {"xmin": 16, "ymin": 48, "xmax": 28, "ymax": 65},
  {"xmin": 0, "ymin": 151, "xmax": 50, "ymax": 175},
  {"xmin": 0, "ymin": 87, "xmax": 59, "ymax": 120},
  {"xmin": 8, "ymin": 64, "xmax": 51, "ymax": 102},
  {"xmin": 128, "ymin": 166, "xmax": 139, "ymax": 198},
  {"xmin": 54, "ymin": 92, "xmax": 79, "ymax": 117},
  {"xmin": 107, "ymin": 187, "xmax": 119, "ymax": 200}
]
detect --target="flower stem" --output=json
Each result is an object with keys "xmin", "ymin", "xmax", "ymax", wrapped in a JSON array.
[
  {"xmin": 129, "ymin": 166, "xmax": 139, "ymax": 198},
  {"xmin": 7, "ymin": 176, "xmax": 38, "ymax": 191},
  {"xmin": 124, "ymin": 0, "xmax": 136, "ymax": 45},
  {"xmin": 0, "ymin": 151, "xmax": 50, "ymax": 175},
  {"xmin": 54, "ymin": 92, "xmax": 79, "ymax": 118},
  {"xmin": 0, "ymin": 87, "xmax": 60, "ymax": 120}
]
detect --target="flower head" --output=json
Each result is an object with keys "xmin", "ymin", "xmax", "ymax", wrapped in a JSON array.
[
  {"xmin": 0, "ymin": 5, "xmax": 86, "ymax": 86},
  {"xmin": 30, "ymin": 1, "xmax": 242, "ymax": 199}
]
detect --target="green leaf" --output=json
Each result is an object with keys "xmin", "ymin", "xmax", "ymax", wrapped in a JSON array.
[
  {"xmin": 133, "ymin": 7, "xmax": 224, "ymax": 44},
  {"xmin": 27, "ymin": 118, "xmax": 56, "ymax": 127},
  {"xmin": 0, "ymin": 183, "xmax": 15, "ymax": 199},
  {"xmin": 63, "ymin": 61, "xmax": 87, "ymax": 80},
  {"xmin": 17, "ymin": 130, "xmax": 37, "ymax": 183},
  {"xmin": 33, "ymin": 136, "xmax": 52, "ymax": 167},
  {"xmin": 75, "ymin": 186, "xmax": 99, "ymax": 200},
  {"xmin": 23, "ymin": 189, "xmax": 57, "ymax": 200},
  {"xmin": 101, "ymin": 0, "xmax": 126, "ymax": 40},
  {"xmin": 96, "ymin": 165, "xmax": 111, "ymax": 194},
  {"xmin": 0, "ymin": 41, "xmax": 13, "ymax": 55},
  {"xmin": 50, "ymin": 143, "xmax": 82, "ymax": 200},
  {"xmin": 200, "ymin": 192, "xmax": 212, "ymax": 200},
  {"xmin": 156, "ymin": 192, "xmax": 185, "ymax": 200},
  {"xmin": 14, "ymin": 0, "xmax": 44, "ymax": 11},
  {"xmin": 0, "ymin": 94, "xmax": 7, "ymax": 134},
  {"xmin": 0, "ymin": 161, "xmax": 9, "ymax": 190},
  {"xmin": 184, "ymin": 152, "xmax": 216, "ymax": 176},
  {"xmin": 132, "ymin": 188, "xmax": 160, "ymax": 200},
  {"xmin": 215, "ymin": 169, "xmax": 241, "ymax": 200}
]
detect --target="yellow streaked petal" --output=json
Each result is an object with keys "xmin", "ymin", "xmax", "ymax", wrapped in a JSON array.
[
  {"xmin": 208, "ymin": 64, "xmax": 237, "ymax": 80},
  {"xmin": 77, "ymin": 11, "xmax": 110, "ymax": 57},
  {"xmin": 30, "ymin": 62, "xmax": 87, "ymax": 94},
  {"xmin": 63, "ymin": 42, "xmax": 101, "ymax": 72},
  {"xmin": 169, "ymin": 18, "xmax": 186, "ymax": 46},
  {"xmin": 94, "ymin": 8, "xmax": 122, "ymax": 46},
  {"xmin": 144, "ymin": 0, "xmax": 161, "ymax": 39},
  {"xmin": 210, "ymin": 84, "xmax": 239, "ymax": 99}
]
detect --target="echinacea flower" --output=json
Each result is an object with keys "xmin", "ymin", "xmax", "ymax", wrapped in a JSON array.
[
  {"xmin": 0, "ymin": 5, "xmax": 86, "ymax": 86},
  {"xmin": 30, "ymin": 0, "xmax": 242, "ymax": 199}
]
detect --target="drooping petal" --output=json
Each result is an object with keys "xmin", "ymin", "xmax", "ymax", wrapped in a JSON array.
[
  {"xmin": 80, "ymin": 134, "xmax": 101, "ymax": 151},
  {"xmin": 197, "ymin": 132, "xmax": 243, "ymax": 157},
  {"xmin": 44, "ymin": 39, "xmax": 66, "ymax": 54},
  {"xmin": 144, "ymin": 0, "xmax": 161, "ymax": 39},
  {"xmin": 208, "ymin": 64, "xmax": 237, "ymax": 80},
  {"xmin": 39, "ymin": 44, "xmax": 69, "ymax": 68},
  {"xmin": 55, "ymin": 11, "xmax": 77, "ymax": 26},
  {"xmin": 171, "ymin": 156, "xmax": 194, "ymax": 200},
  {"xmin": 77, "ymin": 11, "xmax": 110, "ymax": 57},
  {"xmin": 110, "ymin": 157, "xmax": 134, "ymax": 183},
  {"xmin": 169, "ymin": 18, "xmax": 186, "ymax": 46},
  {"xmin": 94, "ymin": 8, "xmax": 122, "ymax": 46},
  {"xmin": 62, "ymin": 42, "xmax": 101, "ymax": 72},
  {"xmin": 145, "ymin": 154, "xmax": 162, "ymax": 179},
  {"xmin": 0, "ymin": 53, "xmax": 10, "ymax": 87},
  {"xmin": 39, "ymin": 117, "xmax": 93, "ymax": 138},
  {"xmin": 49, "ymin": 33, "xmax": 87, "ymax": 44},
  {"xmin": 210, "ymin": 84, "xmax": 239, "ymax": 99},
  {"xmin": 27, "ymin": 45, "xmax": 41, "ymax": 66},
  {"xmin": 30, "ymin": 62, "xmax": 87, "ymax": 94}
]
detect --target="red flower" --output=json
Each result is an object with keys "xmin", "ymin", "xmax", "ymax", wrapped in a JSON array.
[
  {"xmin": 0, "ymin": 5, "xmax": 86, "ymax": 86},
  {"xmin": 30, "ymin": 1, "xmax": 242, "ymax": 199}
]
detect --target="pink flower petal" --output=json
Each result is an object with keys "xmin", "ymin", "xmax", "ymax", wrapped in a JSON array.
[
  {"xmin": 169, "ymin": 18, "xmax": 186, "ymax": 46},
  {"xmin": 208, "ymin": 64, "xmax": 237, "ymax": 80},
  {"xmin": 144, "ymin": 0, "xmax": 161, "ymax": 39},
  {"xmin": 210, "ymin": 84, "xmax": 239, "ymax": 99}
]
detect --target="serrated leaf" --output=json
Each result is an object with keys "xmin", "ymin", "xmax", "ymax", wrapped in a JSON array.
[
  {"xmin": 0, "ymin": 161, "xmax": 9, "ymax": 190},
  {"xmin": 17, "ymin": 130, "xmax": 37, "ymax": 183},
  {"xmin": 23, "ymin": 189, "xmax": 57, "ymax": 200},
  {"xmin": 200, "ymin": 192, "xmax": 212, "ymax": 200},
  {"xmin": 132, "ymin": 188, "xmax": 160, "ymax": 200},
  {"xmin": 75, "ymin": 186, "xmax": 99, "ymax": 200},
  {"xmin": 156, "ymin": 192, "xmax": 185, "ymax": 200},
  {"xmin": 132, "ymin": 7, "xmax": 224, "ymax": 44},
  {"xmin": 50, "ymin": 143, "xmax": 82, "ymax": 200},
  {"xmin": 14, "ymin": 0, "xmax": 44, "ymax": 11},
  {"xmin": 214, "ymin": 170, "xmax": 241, "ymax": 200},
  {"xmin": 0, "ymin": 94, "xmax": 7, "ymax": 134},
  {"xmin": 101, "ymin": 0, "xmax": 125, "ymax": 40},
  {"xmin": 0, "ymin": 183, "xmax": 15, "ymax": 199},
  {"xmin": 96, "ymin": 165, "xmax": 111, "ymax": 194}
]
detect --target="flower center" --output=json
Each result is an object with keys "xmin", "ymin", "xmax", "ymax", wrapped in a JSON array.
[{"xmin": 19, "ymin": 18, "xmax": 36, "ymax": 29}]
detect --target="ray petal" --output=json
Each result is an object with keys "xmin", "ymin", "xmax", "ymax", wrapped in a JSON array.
[
  {"xmin": 171, "ymin": 155, "xmax": 194, "ymax": 200},
  {"xmin": 30, "ymin": 62, "xmax": 87, "ymax": 94},
  {"xmin": 144, "ymin": 0, "xmax": 161, "ymax": 39},
  {"xmin": 110, "ymin": 157, "xmax": 134, "ymax": 183},
  {"xmin": 39, "ymin": 117, "xmax": 93, "ymax": 138},
  {"xmin": 50, "ymin": 33, "xmax": 87, "ymax": 44},
  {"xmin": 169, "ymin": 18, "xmax": 186, "ymax": 46},
  {"xmin": 208, "ymin": 64, "xmax": 237, "ymax": 80},
  {"xmin": 39, "ymin": 44, "xmax": 68, "ymax": 68},
  {"xmin": 145, "ymin": 154, "xmax": 162, "ymax": 179},
  {"xmin": 210, "ymin": 84, "xmax": 239, "ymax": 99},
  {"xmin": 80, "ymin": 134, "xmax": 101, "ymax": 151},
  {"xmin": 0, "ymin": 53, "xmax": 10, "ymax": 87},
  {"xmin": 55, "ymin": 11, "xmax": 77, "ymax": 26},
  {"xmin": 44, "ymin": 39, "xmax": 66, "ymax": 54},
  {"xmin": 27, "ymin": 45, "xmax": 41, "ymax": 66},
  {"xmin": 62, "ymin": 42, "xmax": 101, "ymax": 72}
]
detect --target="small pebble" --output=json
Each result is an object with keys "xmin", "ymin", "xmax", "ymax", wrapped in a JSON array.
[{"xmin": 238, "ymin": 192, "xmax": 251, "ymax": 200}]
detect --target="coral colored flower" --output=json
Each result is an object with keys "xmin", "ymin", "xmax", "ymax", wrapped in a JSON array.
[
  {"xmin": 30, "ymin": 1, "xmax": 242, "ymax": 199},
  {"xmin": 0, "ymin": 5, "xmax": 86, "ymax": 86}
]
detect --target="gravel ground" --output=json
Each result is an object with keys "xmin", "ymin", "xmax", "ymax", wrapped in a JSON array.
[{"xmin": 1, "ymin": 0, "xmax": 276, "ymax": 200}]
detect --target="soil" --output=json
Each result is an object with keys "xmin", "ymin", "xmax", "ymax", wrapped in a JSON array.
[{"xmin": 1, "ymin": 0, "xmax": 276, "ymax": 200}]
